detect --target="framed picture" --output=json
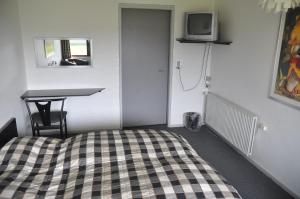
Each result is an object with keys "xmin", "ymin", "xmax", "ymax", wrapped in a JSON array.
[
  {"xmin": 270, "ymin": 8, "xmax": 300, "ymax": 109},
  {"xmin": 44, "ymin": 40, "xmax": 55, "ymax": 58}
]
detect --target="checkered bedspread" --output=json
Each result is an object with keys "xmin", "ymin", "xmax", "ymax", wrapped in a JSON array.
[{"xmin": 0, "ymin": 130, "xmax": 241, "ymax": 199}]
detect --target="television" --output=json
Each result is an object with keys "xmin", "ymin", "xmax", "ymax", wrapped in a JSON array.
[{"xmin": 184, "ymin": 11, "xmax": 218, "ymax": 41}]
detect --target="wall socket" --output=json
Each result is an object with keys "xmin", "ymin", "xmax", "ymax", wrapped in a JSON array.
[
  {"xmin": 176, "ymin": 60, "xmax": 183, "ymax": 69},
  {"xmin": 205, "ymin": 76, "xmax": 211, "ymax": 88},
  {"xmin": 205, "ymin": 76, "xmax": 211, "ymax": 81}
]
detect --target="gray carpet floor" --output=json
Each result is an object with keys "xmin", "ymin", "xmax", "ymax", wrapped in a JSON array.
[{"xmin": 125, "ymin": 125, "xmax": 295, "ymax": 199}]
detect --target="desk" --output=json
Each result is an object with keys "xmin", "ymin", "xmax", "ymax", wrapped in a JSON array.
[
  {"xmin": 21, "ymin": 88, "xmax": 105, "ymax": 99},
  {"xmin": 21, "ymin": 88, "xmax": 105, "ymax": 138}
]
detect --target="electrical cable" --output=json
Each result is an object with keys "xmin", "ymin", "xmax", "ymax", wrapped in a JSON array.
[
  {"xmin": 203, "ymin": 43, "xmax": 211, "ymax": 86},
  {"xmin": 178, "ymin": 43, "xmax": 210, "ymax": 91},
  {"xmin": 179, "ymin": 43, "xmax": 208, "ymax": 91}
]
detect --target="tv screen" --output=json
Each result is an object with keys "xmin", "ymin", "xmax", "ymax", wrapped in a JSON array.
[{"xmin": 187, "ymin": 13, "xmax": 212, "ymax": 35}]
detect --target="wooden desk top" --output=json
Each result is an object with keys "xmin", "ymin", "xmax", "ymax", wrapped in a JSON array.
[{"xmin": 21, "ymin": 88, "xmax": 105, "ymax": 99}]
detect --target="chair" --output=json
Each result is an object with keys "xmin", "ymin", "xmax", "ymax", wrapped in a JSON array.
[{"xmin": 25, "ymin": 98, "xmax": 68, "ymax": 138}]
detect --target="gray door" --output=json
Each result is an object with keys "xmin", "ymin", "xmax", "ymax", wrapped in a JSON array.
[{"xmin": 122, "ymin": 8, "xmax": 170, "ymax": 127}]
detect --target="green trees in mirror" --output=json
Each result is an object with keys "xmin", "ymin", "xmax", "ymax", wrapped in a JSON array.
[{"xmin": 34, "ymin": 38, "xmax": 92, "ymax": 67}]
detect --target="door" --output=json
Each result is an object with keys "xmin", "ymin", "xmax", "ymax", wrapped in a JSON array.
[{"xmin": 122, "ymin": 8, "xmax": 170, "ymax": 127}]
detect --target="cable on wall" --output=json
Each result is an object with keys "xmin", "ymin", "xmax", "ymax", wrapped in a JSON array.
[
  {"xmin": 178, "ymin": 43, "xmax": 211, "ymax": 92},
  {"xmin": 203, "ymin": 43, "xmax": 211, "ymax": 85}
]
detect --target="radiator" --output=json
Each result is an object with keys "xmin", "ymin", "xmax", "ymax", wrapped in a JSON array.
[{"xmin": 204, "ymin": 92, "xmax": 258, "ymax": 156}]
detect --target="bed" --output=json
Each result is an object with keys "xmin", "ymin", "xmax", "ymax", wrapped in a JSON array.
[{"xmin": 0, "ymin": 118, "xmax": 241, "ymax": 199}]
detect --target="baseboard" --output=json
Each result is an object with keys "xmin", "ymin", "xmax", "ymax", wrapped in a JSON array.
[
  {"xmin": 167, "ymin": 124, "xmax": 184, "ymax": 128},
  {"xmin": 247, "ymin": 157, "xmax": 299, "ymax": 199},
  {"xmin": 205, "ymin": 125, "xmax": 299, "ymax": 199}
]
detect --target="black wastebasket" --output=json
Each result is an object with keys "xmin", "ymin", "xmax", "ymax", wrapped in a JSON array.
[{"xmin": 183, "ymin": 112, "xmax": 202, "ymax": 131}]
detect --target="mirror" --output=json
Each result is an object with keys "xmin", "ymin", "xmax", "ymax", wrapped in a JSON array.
[{"xmin": 34, "ymin": 38, "xmax": 92, "ymax": 67}]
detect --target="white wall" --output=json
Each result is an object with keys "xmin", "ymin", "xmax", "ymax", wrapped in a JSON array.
[
  {"xmin": 18, "ymin": 0, "xmax": 214, "ymax": 132},
  {"xmin": 212, "ymin": 0, "xmax": 300, "ymax": 197},
  {"xmin": 0, "ymin": 0, "xmax": 27, "ymax": 136}
]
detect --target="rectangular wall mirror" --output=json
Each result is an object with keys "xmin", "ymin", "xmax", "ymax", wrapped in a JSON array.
[{"xmin": 34, "ymin": 38, "xmax": 92, "ymax": 68}]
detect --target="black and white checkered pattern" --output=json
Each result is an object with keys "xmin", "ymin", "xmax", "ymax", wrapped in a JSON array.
[{"xmin": 0, "ymin": 129, "xmax": 241, "ymax": 199}]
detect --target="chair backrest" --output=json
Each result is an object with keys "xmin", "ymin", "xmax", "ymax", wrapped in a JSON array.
[{"xmin": 25, "ymin": 98, "xmax": 66, "ymax": 126}]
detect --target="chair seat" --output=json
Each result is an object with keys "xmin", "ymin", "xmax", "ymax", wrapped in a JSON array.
[
  {"xmin": 32, "ymin": 111, "xmax": 67, "ymax": 126},
  {"xmin": 25, "ymin": 98, "xmax": 68, "ymax": 138}
]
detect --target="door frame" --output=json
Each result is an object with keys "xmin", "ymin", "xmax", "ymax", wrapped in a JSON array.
[{"xmin": 119, "ymin": 4, "xmax": 175, "ymax": 129}]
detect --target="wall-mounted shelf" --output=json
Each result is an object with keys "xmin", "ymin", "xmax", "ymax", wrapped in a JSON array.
[{"xmin": 176, "ymin": 38, "xmax": 232, "ymax": 45}]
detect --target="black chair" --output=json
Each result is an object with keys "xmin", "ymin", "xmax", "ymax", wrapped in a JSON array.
[{"xmin": 25, "ymin": 98, "xmax": 68, "ymax": 138}]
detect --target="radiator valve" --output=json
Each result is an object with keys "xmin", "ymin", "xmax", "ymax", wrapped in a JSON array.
[{"xmin": 258, "ymin": 123, "xmax": 268, "ymax": 131}]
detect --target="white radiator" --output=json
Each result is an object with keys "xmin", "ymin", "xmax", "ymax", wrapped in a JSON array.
[{"xmin": 204, "ymin": 92, "xmax": 258, "ymax": 156}]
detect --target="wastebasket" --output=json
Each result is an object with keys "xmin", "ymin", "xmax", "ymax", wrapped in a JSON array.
[{"xmin": 183, "ymin": 112, "xmax": 202, "ymax": 131}]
